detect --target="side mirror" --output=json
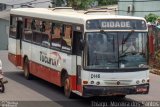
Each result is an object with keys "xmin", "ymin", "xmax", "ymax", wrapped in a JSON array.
[{"xmin": 80, "ymin": 39, "xmax": 85, "ymax": 50}]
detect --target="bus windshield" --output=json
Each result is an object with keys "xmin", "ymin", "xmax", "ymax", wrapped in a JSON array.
[{"xmin": 85, "ymin": 32, "xmax": 148, "ymax": 69}]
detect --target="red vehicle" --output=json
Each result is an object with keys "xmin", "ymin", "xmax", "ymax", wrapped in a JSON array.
[{"xmin": 148, "ymin": 24, "xmax": 160, "ymax": 68}]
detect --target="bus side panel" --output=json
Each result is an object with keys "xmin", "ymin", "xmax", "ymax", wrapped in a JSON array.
[
  {"xmin": 30, "ymin": 44, "xmax": 55, "ymax": 84},
  {"xmin": 29, "ymin": 60, "xmax": 62, "ymax": 86},
  {"xmin": 30, "ymin": 61, "xmax": 52, "ymax": 83},
  {"xmin": 8, "ymin": 38, "xmax": 21, "ymax": 66},
  {"xmin": 22, "ymin": 41, "xmax": 32, "ymax": 59},
  {"xmin": 69, "ymin": 75, "xmax": 77, "ymax": 91},
  {"xmin": 49, "ymin": 50, "xmax": 74, "ymax": 87},
  {"xmin": 70, "ymin": 56, "xmax": 77, "ymax": 90},
  {"xmin": 22, "ymin": 41, "xmax": 32, "ymax": 67},
  {"xmin": 49, "ymin": 50, "xmax": 71, "ymax": 87},
  {"xmin": 77, "ymin": 56, "xmax": 83, "ymax": 93},
  {"xmin": 50, "ymin": 68, "xmax": 61, "ymax": 86}
]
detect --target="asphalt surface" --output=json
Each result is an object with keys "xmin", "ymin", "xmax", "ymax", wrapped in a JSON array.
[{"xmin": 0, "ymin": 50, "xmax": 160, "ymax": 107}]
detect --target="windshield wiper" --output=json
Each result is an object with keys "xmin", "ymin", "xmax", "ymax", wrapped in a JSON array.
[
  {"xmin": 118, "ymin": 30, "xmax": 135, "ymax": 65},
  {"xmin": 122, "ymin": 30, "xmax": 134, "ymax": 44},
  {"xmin": 119, "ymin": 51, "xmax": 137, "ymax": 58},
  {"xmin": 120, "ymin": 30, "xmax": 135, "ymax": 56}
]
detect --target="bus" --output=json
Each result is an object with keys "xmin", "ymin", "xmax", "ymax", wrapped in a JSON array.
[{"xmin": 8, "ymin": 7, "xmax": 149, "ymax": 98}]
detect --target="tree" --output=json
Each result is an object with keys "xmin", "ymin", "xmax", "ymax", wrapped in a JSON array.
[
  {"xmin": 67, "ymin": 0, "xmax": 96, "ymax": 10},
  {"xmin": 51, "ymin": 0, "xmax": 118, "ymax": 10},
  {"xmin": 145, "ymin": 13, "xmax": 159, "ymax": 23},
  {"xmin": 51, "ymin": 0, "xmax": 65, "ymax": 7},
  {"xmin": 98, "ymin": 0, "xmax": 118, "ymax": 6}
]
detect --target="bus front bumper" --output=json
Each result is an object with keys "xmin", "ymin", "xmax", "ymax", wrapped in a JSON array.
[{"xmin": 83, "ymin": 84, "xmax": 149, "ymax": 97}]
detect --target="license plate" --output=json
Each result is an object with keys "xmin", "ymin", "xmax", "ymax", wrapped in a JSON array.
[{"xmin": 136, "ymin": 87, "xmax": 147, "ymax": 92}]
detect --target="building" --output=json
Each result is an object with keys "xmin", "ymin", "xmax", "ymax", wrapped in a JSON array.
[
  {"xmin": 0, "ymin": 11, "xmax": 9, "ymax": 50},
  {"xmin": 0, "ymin": 0, "xmax": 52, "ymax": 8},
  {"xmin": 0, "ymin": 0, "xmax": 52, "ymax": 50},
  {"xmin": 118, "ymin": 0, "xmax": 160, "ymax": 17}
]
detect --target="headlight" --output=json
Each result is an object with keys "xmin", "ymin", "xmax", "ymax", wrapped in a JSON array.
[
  {"xmin": 139, "ymin": 64, "xmax": 148, "ymax": 68},
  {"xmin": 136, "ymin": 80, "xmax": 140, "ymax": 84},
  {"xmin": 90, "ymin": 81, "xmax": 94, "ymax": 84},
  {"xmin": 142, "ymin": 79, "xmax": 145, "ymax": 83},
  {"xmin": 96, "ymin": 81, "xmax": 100, "ymax": 85}
]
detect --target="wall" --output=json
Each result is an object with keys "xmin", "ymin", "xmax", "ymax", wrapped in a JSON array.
[
  {"xmin": 0, "ymin": 19, "xmax": 9, "ymax": 50},
  {"xmin": 118, "ymin": 0, "xmax": 160, "ymax": 17}
]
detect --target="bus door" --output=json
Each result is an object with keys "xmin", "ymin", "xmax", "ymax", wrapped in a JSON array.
[
  {"xmin": 17, "ymin": 20, "xmax": 23, "ymax": 50},
  {"xmin": 16, "ymin": 19, "xmax": 23, "ymax": 66},
  {"xmin": 72, "ymin": 31, "xmax": 83, "ymax": 92}
]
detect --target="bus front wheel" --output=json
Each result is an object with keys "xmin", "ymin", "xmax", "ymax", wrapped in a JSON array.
[{"xmin": 64, "ymin": 76, "xmax": 73, "ymax": 98}]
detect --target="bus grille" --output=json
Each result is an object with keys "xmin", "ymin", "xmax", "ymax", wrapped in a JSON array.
[{"xmin": 104, "ymin": 80, "xmax": 132, "ymax": 86}]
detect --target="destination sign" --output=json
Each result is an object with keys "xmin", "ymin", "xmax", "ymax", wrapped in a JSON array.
[{"xmin": 86, "ymin": 19, "xmax": 147, "ymax": 30}]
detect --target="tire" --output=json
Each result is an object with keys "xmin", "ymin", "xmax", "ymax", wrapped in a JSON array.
[
  {"xmin": 24, "ymin": 58, "xmax": 32, "ymax": 80},
  {"xmin": 0, "ymin": 81, "xmax": 5, "ymax": 93},
  {"xmin": 64, "ymin": 75, "xmax": 74, "ymax": 98}
]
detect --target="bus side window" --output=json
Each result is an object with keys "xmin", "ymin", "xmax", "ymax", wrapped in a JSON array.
[
  {"xmin": 51, "ymin": 23, "xmax": 61, "ymax": 48},
  {"xmin": 31, "ymin": 19, "xmax": 36, "ymax": 30},
  {"xmin": 10, "ymin": 16, "xmax": 17, "ymax": 38},
  {"xmin": 51, "ymin": 23, "xmax": 55, "ymax": 34},
  {"xmin": 31, "ymin": 19, "xmax": 42, "ymax": 44},
  {"xmin": 61, "ymin": 25, "xmax": 72, "ymax": 51},
  {"xmin": 33, "ymin": 32, "xmax": 42, "ymax": 44},
  {"xmin": 40, "ymin": 21, "xmax": 46, "ymax": 32},
  {"xmin": 23, "ymin": 18, "xmax": 32, "ymax": 42},
  {"xmin": 42, "ymin": 21, "xmax": 51, "ymax": 47},
  {"xmin": 42, "ymin": 34, "xmax": 50, "ymax": 47},
  {"xmin": 34, "ymin": 19, "xmax": 41, "ymax": 31}
]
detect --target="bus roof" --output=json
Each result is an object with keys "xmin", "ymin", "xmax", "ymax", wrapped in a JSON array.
[{"xmin": 10, "ymin": 8, "xmax": 146, "ymax": 24}]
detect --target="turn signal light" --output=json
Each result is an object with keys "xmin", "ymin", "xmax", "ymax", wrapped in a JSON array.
[
  {"xmin": 136, "ymin": 80, "xmax": 140, "ymax": 84},
  {"xmin": 83, "ymin": 81, "xmax": 88, "ymax": 84},
  {"xmin": 96, "ymin": 81, "xmax": 100, "ymax": 85}
]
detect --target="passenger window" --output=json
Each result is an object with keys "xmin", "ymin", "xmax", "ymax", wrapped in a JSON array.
[
  {"xmin": 42, "ymin": 33, "xmax": 50, "ymax": 47},
  {"xmin": 41, "ymin": 21, "xmax": 51, "ymax": 47},
  {"xmin": 62, "ymin": 25, "xmax": 72, "ymax": 51},
  {"xmin": 35, "ymin": 20, "xmax": 41, "ymax": 31},
  {"xmin": 24, "ymin": 29, "xmax": 32, "ymax": 41},
  {"xmin": 26, "ymin": 18, "xmax": 32, "ymax": 29},
  {"xmin": 40, "ymin": 21, "xmax": 46, "ymax": 32},
  {"xmin": 10, "ymin": 16, "xmax": 17, "ymax": 38},
  {"xmin": 31, "ymin": 19, "xmax": 36, "ymax": 30},
  {"xmin": 23, "ymin": 18, "xmax": 32, "ymax": 42},
  {"xmin": 33, "ymin": 32, "xmax": 42, "ymax": 44},
  {"xmin": 45, "ymin": 22, "xmax": 52, "ymax": 37},
  {"xmin": 51, "ymin": 23, "xmax": 62, "ymax": 48}
]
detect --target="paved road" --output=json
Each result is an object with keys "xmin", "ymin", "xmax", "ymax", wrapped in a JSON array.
[{"xmin": 0, "ymin": 51, "xmax": 160, "ymax": 107}]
